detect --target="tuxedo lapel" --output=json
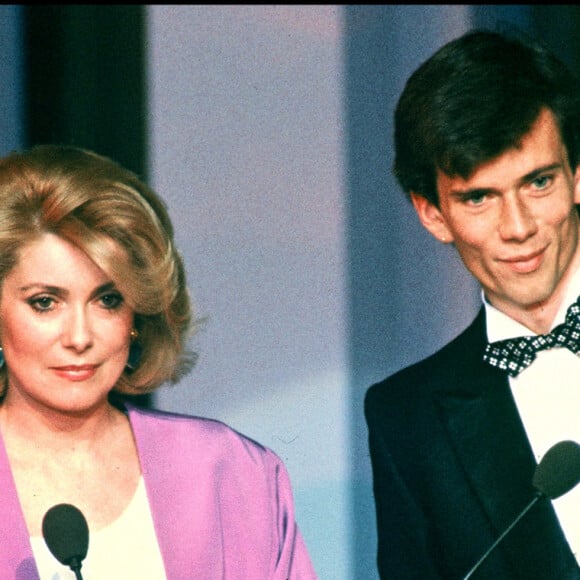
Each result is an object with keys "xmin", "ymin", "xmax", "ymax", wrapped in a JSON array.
[
  {"xmin": 437, "ymin": 366, "xmax": 537, "ymax": 537},
  {"xmin": 434, "ymin": 309, "xmax": 577, "ymax": 577}
]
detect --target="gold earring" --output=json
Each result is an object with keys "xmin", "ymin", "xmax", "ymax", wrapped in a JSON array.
[{"xmin": 130, "ymin": 329, "xmax": 139, "ymax": 341}]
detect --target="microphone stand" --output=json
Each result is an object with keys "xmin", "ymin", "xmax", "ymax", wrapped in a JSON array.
[
  {"xmin": 462, "ymin": 492, "xmax": 544, "ymax": 580},
  {"xmin": 68, "ymin": 557, "xmax": 84, "ymax": 580}
]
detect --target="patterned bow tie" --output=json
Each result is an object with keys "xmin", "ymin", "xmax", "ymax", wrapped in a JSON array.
[{"xmin": 483, "ymin": 297, "xmax": 580, "ymax": 377}]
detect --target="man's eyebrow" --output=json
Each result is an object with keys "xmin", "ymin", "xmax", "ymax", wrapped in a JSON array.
[
  {"xmin": 519, "ymin": 163, "xmax": 562, "ymax": 184},
  {"xmin": 449, "ymin": 186, "xmax": 494, "ymax": 200}
]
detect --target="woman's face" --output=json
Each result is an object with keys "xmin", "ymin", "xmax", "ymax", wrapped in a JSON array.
[{"xmin": 0, "ymin": 233, "xmax": 134, "ymax": 415}]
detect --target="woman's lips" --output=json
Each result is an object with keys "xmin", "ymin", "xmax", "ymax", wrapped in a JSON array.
[{"xmin": 52, "ymin": 365, "xmax": 98, "ymax": 381}]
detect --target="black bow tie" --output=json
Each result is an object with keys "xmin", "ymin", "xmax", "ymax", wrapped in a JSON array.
[{"xmin": 483, "ymin": 297, "xmax": 580, "ymax": 377}]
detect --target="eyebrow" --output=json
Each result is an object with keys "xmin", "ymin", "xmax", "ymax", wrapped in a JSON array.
[
  {"xmin": 18, "ymin": 281, "xmax": 118, "ymax": 298},
  {"xmin": 450, "ymin": 162, "xmax": 563, "ymax": 200}
]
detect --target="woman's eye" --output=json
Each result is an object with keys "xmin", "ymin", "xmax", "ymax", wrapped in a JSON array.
[
  {"xmin": 100, "ymin": 292, "xmax": 124, "ymax": 309},
  {"xmin": 28, "ymin": 296, "xmax": 55, "ymax": 312}
]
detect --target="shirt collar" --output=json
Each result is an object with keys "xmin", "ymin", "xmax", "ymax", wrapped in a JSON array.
[{"xmin": 484, "ymin": 264, "xmax": 580, "ymax": 342}]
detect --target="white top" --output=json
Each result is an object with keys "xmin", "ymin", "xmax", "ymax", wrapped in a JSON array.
[
  {"xmin": 31, "ymin": 477, "xmax": 167, "ymax": 579},
  {"xmin": 484, "ymin": 269, "xmax": 580, "ymax": 564}
]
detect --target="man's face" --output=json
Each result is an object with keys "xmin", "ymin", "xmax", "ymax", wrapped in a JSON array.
[{"xmin": 412, "ymin": 108, "xmax": 580, "ymax": 322}]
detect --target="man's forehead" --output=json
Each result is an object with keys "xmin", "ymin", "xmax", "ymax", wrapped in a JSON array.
[{"xmin": 436, "ymin": 109, "xmax": 567, "ymax": 189}]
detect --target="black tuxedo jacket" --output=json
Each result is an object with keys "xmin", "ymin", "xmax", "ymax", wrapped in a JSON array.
[{"xmin": 365, "ymin": 308, "xmax": 580, "ymax": 579}]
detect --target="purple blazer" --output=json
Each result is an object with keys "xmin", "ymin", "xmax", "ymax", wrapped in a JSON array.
[{"xmin": 0, "ymin": 405, "xmax": 317, "ymax": 579}]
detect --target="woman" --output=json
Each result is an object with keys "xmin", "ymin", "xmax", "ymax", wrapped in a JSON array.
[{"xmin": 0, "ymin": 145, "xmax": 316, "ymax": 579}]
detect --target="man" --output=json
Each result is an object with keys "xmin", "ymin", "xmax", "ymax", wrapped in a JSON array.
[{"xmin": 365, "ymin": 29, "xmax": 580, "ymax": 579}]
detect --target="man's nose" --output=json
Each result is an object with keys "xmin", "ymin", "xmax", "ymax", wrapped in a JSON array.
[{"xmin": 498, "ymin": 194, "xmax": 538, "ymax": 242}]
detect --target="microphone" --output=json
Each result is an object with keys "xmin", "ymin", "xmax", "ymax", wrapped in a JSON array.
[
  {"xmin": 42, "ymin": 503, "xmax": 89, "ymax": 580},
  {"xmin": 462, "ymin": 440, "xmax": 580, "ymax": 580},
  {"xmin": 532, "ymin": 440, "xmax": 580, "ymax": 499}
]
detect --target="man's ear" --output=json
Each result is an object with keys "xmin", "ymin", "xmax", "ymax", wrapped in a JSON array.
[
  {"xmin": 573, "ymin": 164, "xmax": 580, "ymax": 205},
  {"xmin": 410, "ymin": 192, "xmax": 453, "ymax": 243}
]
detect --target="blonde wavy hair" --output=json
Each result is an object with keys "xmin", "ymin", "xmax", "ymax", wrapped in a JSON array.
[{"xmin": 0, "ymin": 144, "xmax": 194, "ymax": 397}]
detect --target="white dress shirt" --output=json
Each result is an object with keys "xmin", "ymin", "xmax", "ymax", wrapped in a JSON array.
[{"xmin": 484, "ymin": 270, "xmax": 580, "ymax": 564}]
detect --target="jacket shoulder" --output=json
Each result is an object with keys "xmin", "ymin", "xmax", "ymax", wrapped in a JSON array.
[
  {"xmin": 127, "ymin": 405, "xmax": 279, "ymax": 467},
  {"xmin": 366, "ymin": 308, "xmax": 486, "ymax": 408}
]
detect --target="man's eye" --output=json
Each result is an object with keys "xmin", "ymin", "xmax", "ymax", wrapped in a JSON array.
[
  {"xmin": 466, "ymin": 193, "xmax": 487, "ymax": 206},
  {"xmin": 531, "ymin": 175, "xmax": 552, "ymax": 189}
]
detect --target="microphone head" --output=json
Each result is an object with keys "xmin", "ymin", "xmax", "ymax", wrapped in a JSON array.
[
  {"xmin": 532, "ymin": 440, "xmax": 580, "ymax": 500},
  {"xmin": 42, "ymin": 503, "xmax": 89, "ymax": 567}
]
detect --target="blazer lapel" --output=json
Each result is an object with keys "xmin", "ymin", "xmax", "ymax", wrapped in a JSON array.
[
  {"xmin": 0, "ymin": 430, "xmax": 40, "ymax": 579},
  {"xmin": 127, "ymin": 405, "xmax": 195, "ymax": 579}
]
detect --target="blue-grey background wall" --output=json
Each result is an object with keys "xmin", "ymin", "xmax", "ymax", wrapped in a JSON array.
[
  {"xmin": 2, "ymin": 5, "xmax": 578, "ymax": 579},
  {"xmin": 0, "ymin": 5, "xmax": 23, "ymax": 154}
]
